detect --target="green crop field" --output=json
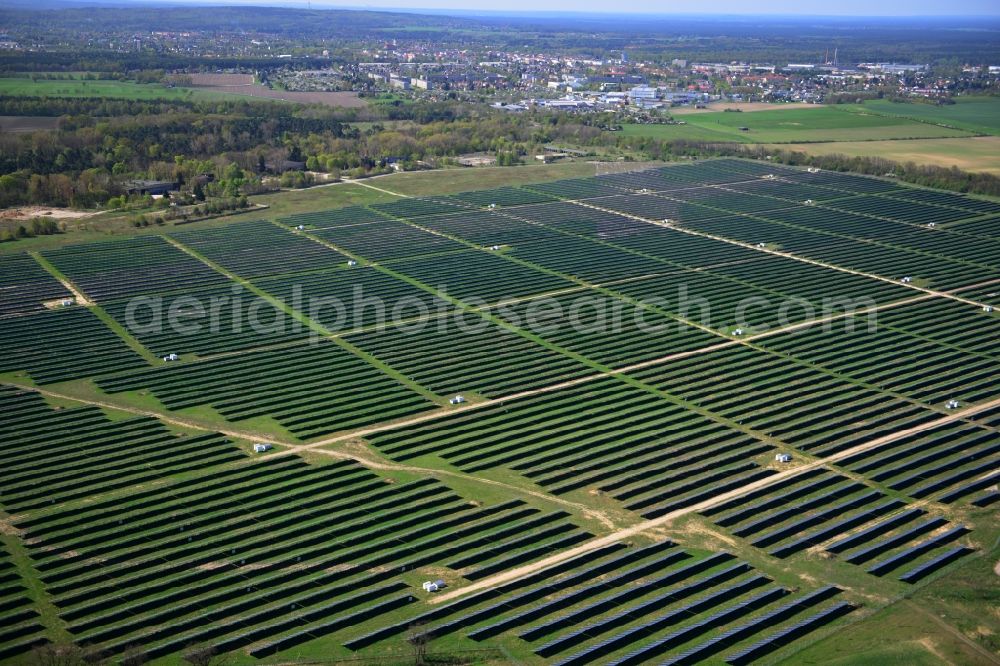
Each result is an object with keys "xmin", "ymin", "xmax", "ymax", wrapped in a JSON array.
[
  {"xmin": 623, "ymin": 105, "xmax": 978, "ymax": 143},
  {"xmin": 0, "ymin": 77, "xmax": 247, "ymax": 102},
  {"xmin": 619, "ymin": 122, "xmax": 751, "ymax": 142},
  {"xmin": 859, "ymin": 96, "xmax": 1000, "ymax": 136},
  {"xmin": 1, "ymin": 158, "xmax": 998, "ymax": 666}
]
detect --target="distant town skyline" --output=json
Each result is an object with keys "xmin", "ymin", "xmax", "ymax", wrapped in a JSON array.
[{"xmin": 153, "ymin": 0, "xmax": 1000, "ymax": 16}]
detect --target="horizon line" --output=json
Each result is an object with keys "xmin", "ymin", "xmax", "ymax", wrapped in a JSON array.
[{"xmin": 7, "ymin": 0, "xmax": 1000, "ymax": 17}]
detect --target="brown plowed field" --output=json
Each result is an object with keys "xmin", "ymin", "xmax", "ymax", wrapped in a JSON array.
[{"xmin": 188, "ymin": 73, "xmax": 366, "ymax": 107}]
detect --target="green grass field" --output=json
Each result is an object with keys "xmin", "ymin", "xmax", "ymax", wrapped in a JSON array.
[
  {"xmin": 859, "ymin": 97, "xmax": 1000, "ymax": 136},
  {"xmin": 376, "ymin": 161, "xmax": 605, "ymax": 196},
  {"xmin": 789, "ymin": 537, "xmax": 1000, "ymax": 665},
  {"xmin": 619, "ymin": 122, "xmax": 750, "ymax": 142},
  {"xmin": 623, "ymin": 105, "xmax": 978, "ymax": 143},
  {"xmin": 0, "ymin": 77, "xmax": 247, "ymax": 102}
]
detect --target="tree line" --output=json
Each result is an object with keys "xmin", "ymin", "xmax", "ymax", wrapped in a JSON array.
[{"xmin": 0, "ymin": 97, "xmax": 600, "ymax": 208}]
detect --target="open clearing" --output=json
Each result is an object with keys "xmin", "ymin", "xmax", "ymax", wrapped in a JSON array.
[
  {"xmin": 624, "ymin": 105, "xmax": 978, "ymax": 143},
  {"xmin": 0, "ymin": 158, "xmax": 997, "ymax": 665},
  {"xmin": 773, "ymin": 135, "xmax": 1000, "ymax": 174},
  {"xmin": 374, "ymin": 161, "xmax": 606, "ymax": 196},
  {"xmin": 0, "ymin": 76, "xmax": 367, "ymax": 107},
  {"xmin": 858, "ymin": 97, "xmax": 1000, "ymax": 136},
  {"xmin": 0, "ymin": 77, "xmax": 247, "ymax": 102},
  {"xmin": 0, "ymin": 206, "xmax": 100, "ymax": 222},
  {"xmin": 187, "ymin": 73, "xmax": 366, "ymax": 107},
  {"xmin": 0, "ymin": 116, "xmax": 59, "ymax": 133},
  {"xmin": 671, "ymin": 102, "xmax": 819, "ymax": 115}
]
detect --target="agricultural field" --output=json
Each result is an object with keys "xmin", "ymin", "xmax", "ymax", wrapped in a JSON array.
[
  {"xmin": 670, "ymin": 102, "xmax": 819, "ymax": 115},
  {"xmin": 771, "ymin": 136, "xmax": 1000, "ymax": 175},
  {"xmin": 187, "ymin": 73, "xmax": 367, "ymax": 107},
  {"xmin": 0, "ymin": 77, "xmax": 245, "ymax": 102},
  {"xmin": 622, "ymin": 105, "xmax": 978, "ymax": 143},
  {"xmin": 0, "ymin": 116, "xmax": 59, "ymax": 133},
  {"xmin": 772, "ymin": 98, "xmax": 1000, "ymax": 173},
  {"xmin": 377, "ymin": 162, "xmax": 604, "ymax": 197},
  {"xmin": 0, "ymin": 158, "xmax": 998, "ymax": 666},
  {"xmin": 859, "ymin": 97, "xmax": 1000, "ymax": 136}
]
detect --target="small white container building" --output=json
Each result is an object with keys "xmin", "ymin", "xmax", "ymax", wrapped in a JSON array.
[
  {"xmin": 296, "ymin": 224, "xmax": 305, "ymax": 231},
  {"xmin": 347, "ymin": 260, "xmax": 358, "ymax": 267},
  {"xmin": 901, "ymin": 276, "xmax": 913, "ymax": 284},
  {"xmin": 162, "ymin": 353, "xmax": 179, "ymax": 362},
  {"xmin": 775, "ymin": 453, "xmax": 792, "ymax": 463},
  {"xmin": 733, "ymin": 328, "xmax": 745, "ymax": 336},
  {"xmin": 422, "ymin": 579, "xmax": 447, "ymax": 592},
  {"xmin": 449, "ymin": 395, "xmax": 466, "ymax": 405},
  {"xmin": 945, "ymin": 399, "xmax": 961, "ymax": 410},
  {"xmin": 254, "ymin": 443, "xmax": 273, "ymax": 453}
]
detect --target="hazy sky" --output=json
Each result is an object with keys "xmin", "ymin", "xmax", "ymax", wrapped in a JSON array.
[{"xmin": 161, "ymin": 0, "xmax": 1000, "ymax": 15}]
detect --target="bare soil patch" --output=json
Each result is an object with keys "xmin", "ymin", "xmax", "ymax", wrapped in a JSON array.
[
  {"xmin": 0, "ymin": 206, "xmax": 99, "ymax": 221},
  {"xmin": 188, "ymin": 73, "xmax": 254, "ymax": 87},
  {"xmin": 42, "ymin": 298, "xmax": 75, "ymax": 310},
  {"xmin": 188, "ymin": 73, "xmax": 366, "ymax": 108},
  {"xmin": 197, "ymin": 561, "xmax": 229, "ymax": 571},
  {"xmin": 0, "ymin": 116, "xmax": 59, "ymax": 133},
  {"xmin": 0, "ymin": 519, "xmax": 22, "ymax": 536}
]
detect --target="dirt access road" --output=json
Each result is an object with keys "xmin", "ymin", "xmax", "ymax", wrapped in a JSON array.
[{"xmin": 430, "ymin": 394, "xmax": 1000, "ymax": 604}]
